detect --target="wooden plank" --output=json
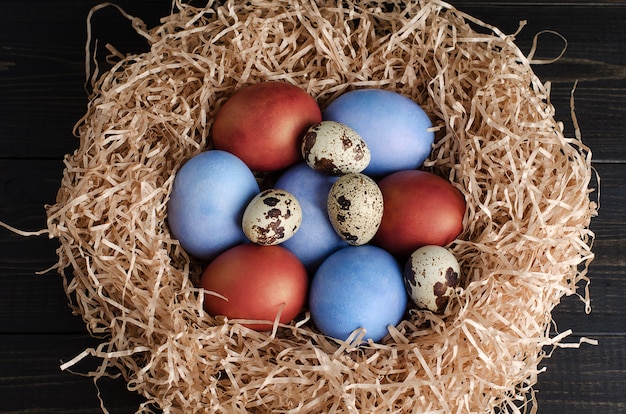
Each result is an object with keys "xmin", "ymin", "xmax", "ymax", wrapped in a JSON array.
[
  {"xmin": 0, "ymin": 334, "xmax": 148, "ymax": 413},
  {"xmin": 553, "ymin": 164, "xmax": 626, "ymax": 335},
  {"xmin": 551, "ymin": 257, "xmax": 626, "ymax": 336},
  {"xmin": 590, "ymin": 163, "xmax": 626, "ymax": 239},
  {"xmin": 455, "ymin": 2, "xmax": 626, "ymax": 64},
  {"xmin": 456, "ymin": 1, "xmax": 626, "ymax": 4},
  {"xmin": 0, "ymin": 159, "xmax": 63, "ymax": 229},
  {"xmin": 0, "ymin": 267, "xmax": 87, "ymax": 334},
  {"xmin": 535, "ymin": 335, "xmax": 626, "ymax": 413},
  {"xmin": 0, "ymin": 0, "xmax": 172, "ymax": 159},
  {"xmin": 0, "ymin": 159, "xmax": 84, "ymax": 334}
]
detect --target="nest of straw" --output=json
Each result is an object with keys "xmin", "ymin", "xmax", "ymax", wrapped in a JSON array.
[{"xmin": 46, "ymin": 0, "xmax": 597, "ymax": 412}]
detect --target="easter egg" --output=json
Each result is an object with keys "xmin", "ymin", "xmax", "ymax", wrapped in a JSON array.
[
  {"xmin": 212, "ymin": 81, "xmax": 322, "ymax": 171},
  {"xmin": 301, "ymin": 121, "xmax": 370, "ymax": 175},
  {"xmin": 323, "ymin": 88, "xmax": 434, "ymax": 176},
  {"xmin": 373, "ymin": 169, "xmax": 466, "ymax": 258},
  {"xmin": 200, "ymin": 244, "xmax": 308, "ymax": 331},
  {"xmin": 309, "ymin": 245, "xmax": 407, "ymax": 342},
  {"xmin": 404, "ymin": 245, "xmax": 461, "ymax": 313},
  {"xmin": 274, "ymin": 162, "xmax": 348, "ymax": 271},
  {"xmin": 167, "ymin": 150, "xmax": 260, "ymax": 261},
  {"xmin": 241, "ymin": 189, "xmax": 302, "ymax": 246},
  {"xmin": 327, "ymin": 173, "xmax": 383, "ymax": 246}
]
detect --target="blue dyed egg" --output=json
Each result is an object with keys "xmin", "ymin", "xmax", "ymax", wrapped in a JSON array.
[
  {"xmin": 167, "ymin": 150, "xmax": 260, "ymax": 261},
  {"xmin": 274, "ymin": 162, "xmax": 348, "ymax": 271},
  {"xmin": 323, "ymin": 89, "xmax": 434, "ymax": 176},
  {"xmin": 309, "ymin": 245, "xmax": 407, "ymax": 342}
]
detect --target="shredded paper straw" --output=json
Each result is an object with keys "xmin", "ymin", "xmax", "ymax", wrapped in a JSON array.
[{"xmin": 45, "ymin": 1, "xmax": 597, "ymax": 412}]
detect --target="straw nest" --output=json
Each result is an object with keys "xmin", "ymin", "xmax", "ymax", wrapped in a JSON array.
[{"xmin": 46, "ymin": 0, "xmax": 597, "ymax": 412}]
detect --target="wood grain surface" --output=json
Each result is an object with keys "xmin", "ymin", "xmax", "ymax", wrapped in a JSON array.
[{"xmin": 1, "ymin": 1, "xmax": 625, "ymax": 413}]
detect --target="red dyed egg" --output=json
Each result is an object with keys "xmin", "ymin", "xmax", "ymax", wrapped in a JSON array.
[
  {"xmin": 373, "ymin": 170, "xmax": 466, "ymax": 258},
  {"xmin": 200, "ymin": 244, "xmax": 308, "ymax": 330},
  {"xmin": 211, "ymin": 81, "xmax": 322, "ymax": 172}
]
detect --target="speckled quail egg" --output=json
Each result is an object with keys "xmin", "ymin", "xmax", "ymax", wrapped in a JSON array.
[
  {"xmin": 327, "ymin": 173, "xmax": 383, "ymax": 245},
  {"xmin": 403, "ymin": 245, "xmax": 461, "ymax": 313},
  {"xmin": 301, "ymin": 121, "xmax": 371, "ymax": 175},
  {"xmin": 242, "ymin": 189, "xmax": 302, "ymax": 245}
]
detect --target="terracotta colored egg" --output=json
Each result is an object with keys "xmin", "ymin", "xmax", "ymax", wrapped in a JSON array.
[
  {"xmin": 200, "ymin": 244, "xmax": 308, "ymax": 331},
  {"xmin": 211, "ymin": 81, "xmax": 322, "ymax": 172},
  {"xmin": 373, "ymin": 170, "xmax": 466, "ymax": 258}
]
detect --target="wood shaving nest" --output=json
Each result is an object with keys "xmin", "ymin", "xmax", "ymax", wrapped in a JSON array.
[{"xmin": 45, "ymin": 0, "xmax": 598, "ymax": 412}]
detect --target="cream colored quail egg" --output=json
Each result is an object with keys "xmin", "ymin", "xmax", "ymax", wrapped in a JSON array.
[
  {"xmin": 327, "ymin": 173, "xmax": 383, "ymax": 245},
  {"xmin": 242, "ymin": 189, "xmax": 302, "ymax": 245},
  {"xmin": 404, "ymin": 245, "xmax": 461, "ymax": 313},
  {"xmin": 301, "ymin": 121, "xmax": 370, "ymax": 175}
]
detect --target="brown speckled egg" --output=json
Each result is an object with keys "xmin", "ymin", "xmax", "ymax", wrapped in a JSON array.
[
  {"xmin": 403, "ymin": 245, "xmax": 460, "ymax": 313},
  {"xmin": 301, "ymin": 121, "xmax": 370, "ymax": 175},
  {"xmin": 242, "ymin": 189, "xmax": 302, "ymax": 245},
  {"xmin": 327, "ymin": 173, "xmax": 383, "ymax": 245}
]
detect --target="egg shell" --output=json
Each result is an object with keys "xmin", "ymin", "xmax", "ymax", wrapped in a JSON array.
[
  {"xmin": 327, "ymin": 173, "xmax": 383, "ymax": 246},
  {"xmin": 309, "ymin": 245, "xmax": 407, "ymax": 342},
  {"xmin": 211, "ymin": 81, "xmax": 322, "ymax": 171},
  {"xmin": 274, "ymin": 163, "xmax": 348, "ymax": 271},
  {"xmin": 373, "ymin": 169, "xmax": 466, "ymax": 258},
  {"xmin": 167, "ymin": 150, "xmax": 260, "ymax": 261},
  {"xmin": 403, "ymin": 245, "xmax": 461, "ymax": 313},
  {"xmin": 323, "ymin": 88, "xmax": 434, "ymax": 176},
  {"xmin": 301, "ymin": 121, "xmax": 370, "ymax": 175},
  {"xmin": 242, "ymin": 189, "xmax": 302, "ymax": 245},
  {"xmin": 200, "ymin": 244, "xmax": 308, "ymax": 331}
]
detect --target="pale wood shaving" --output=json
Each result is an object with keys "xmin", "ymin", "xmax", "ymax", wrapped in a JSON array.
[{"xmin": 45, "ymin": 0, "xmax": 597, "ymax": 412}]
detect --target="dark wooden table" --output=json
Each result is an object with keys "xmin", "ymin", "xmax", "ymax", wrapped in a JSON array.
[{"xmin": 1, "ymin": 1, "xmax": 625, "ymax": 413}]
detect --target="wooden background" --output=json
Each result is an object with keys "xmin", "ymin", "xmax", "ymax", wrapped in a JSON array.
[{"xmin": 1, "ymin": 1, "xmax": 624, "ymax": 412}]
